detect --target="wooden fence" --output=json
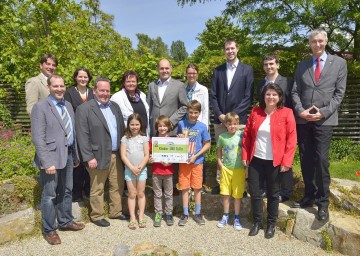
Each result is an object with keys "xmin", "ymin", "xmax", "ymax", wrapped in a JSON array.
[{"xmin": 1, "ymin": 80, "xmax": 360, "ymax": 142}]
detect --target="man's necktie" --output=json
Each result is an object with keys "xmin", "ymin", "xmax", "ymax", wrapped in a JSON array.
[
  {"xmin": 58, "ymin": 102, "xmax": 72, "ymax": 145},
  {"xmin": 314, "ymin": 57, "xmax": 321, "ymax": 84}
]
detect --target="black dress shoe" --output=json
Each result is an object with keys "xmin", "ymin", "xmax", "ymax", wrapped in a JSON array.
[
  {"xmin": 248, "ymin": 222, "xmax": 263, "ymax": 236},
  {"xmin": 92, "ymin": 219, "xmax": 110, "ymax": 227},
  {"xmin": 292, "ymin": 197, "xmax": 314, "ymax": 208},
  {"xmin": 318, "ymin": 208, "xmax": 329, "ymax": 221},
  {"xmin": 265, "ymin": 224, "xmax": 275, "ymax": 239},
  {"xmin": 110, "ymin": 213, "xmax": 130, "ymax": 220},
  {"xmin": 279, "ymin": 195, "xmax": 289, "ymax": 203}
]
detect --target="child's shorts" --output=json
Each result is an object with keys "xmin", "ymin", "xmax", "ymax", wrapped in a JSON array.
[
  {"xmin": 178, "ymin": 163, "xmax": 203, "ymax": 190},
  {"xmin": 220, "ymin": 165, "xmax": 245, "ymax": 198},
  {"xmin": 125, "ymin": 167, "xmax": 147, "ymax": 181}
]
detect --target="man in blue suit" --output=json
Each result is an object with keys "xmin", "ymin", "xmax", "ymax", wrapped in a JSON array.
[
  {"xmin": 210, "ymin": 38, "xmax": 254, "ymax": 194},
  {"xmin": 31, "ymin": 75, "xmax": 85, "ymax": 245},
  {"xmin": 292, "ymin": 29, "xmax": 347, "ymax": 221}
]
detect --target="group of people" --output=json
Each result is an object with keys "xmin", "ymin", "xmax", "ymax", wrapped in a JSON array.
[{"xmin": 26, "ymin": 28, "xmax": 347, "ymax": 245}]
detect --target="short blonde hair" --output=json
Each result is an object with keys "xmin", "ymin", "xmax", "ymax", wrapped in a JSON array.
[{"xmin": 225, "ymin": 112, "xmax": 240, "ymax": 124}]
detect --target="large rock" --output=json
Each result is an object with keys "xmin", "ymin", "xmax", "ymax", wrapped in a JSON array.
[
  {"xmin": 292, "ymin": 208, "xmax": 328, "ymax": 247},
  {"xmin": 0, "ymin": 208, "xmax": 35, "ymax": 244},
  {"xmin": 328, "ymin": 211, "xmax": 360, "ymax": 256}
]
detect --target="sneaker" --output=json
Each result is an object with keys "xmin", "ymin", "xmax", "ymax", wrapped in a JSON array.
[
  {"xmin": 217, "ymin": 215, "xmax": 229, "ymax": 228},
  {"xmin": 233, "ymin": 218, "xmax": 243, "ymax": 231},
  {"xmin": 178, "ymin": 215, "xmax": 188, "ymax": 226},
  {"xmin": 153, "ymin": 213, "xmax": 162, "ymax": 227},
  {"xmin": 193, "ymin": 214, "xmax": 205, "ymax": 225},
  {"xmin": 165, "ymin": 214, "xmax": 174, "ymax": 226}
]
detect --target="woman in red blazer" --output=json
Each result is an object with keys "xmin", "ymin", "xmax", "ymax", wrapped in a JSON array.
[{"xmin": 242, "ymin": 83, "xmax": 296, "ymax": 239}]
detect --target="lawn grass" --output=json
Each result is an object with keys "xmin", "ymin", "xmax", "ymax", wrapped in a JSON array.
[{"xmin": 293, "ymin": 160, "xmax": 360, "ymax": 182}]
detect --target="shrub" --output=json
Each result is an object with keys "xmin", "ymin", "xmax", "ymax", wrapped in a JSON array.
[
  {"xmin": 0, "ymin": 103, "xmax": 13, "ymax": 127},
  {"xmin": 0, "ymin": 131, "xmax": 38, "ymax": 179},
  {"xmin": 0, "ymin": 176, "xmax": 41, "ymax": 215},
  {"xmin": 329, "ymin": 139, "xmax": 354, "ymax": 161}
]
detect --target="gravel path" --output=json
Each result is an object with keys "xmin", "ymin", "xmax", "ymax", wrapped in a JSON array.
[{"xmin": 0, "ymin": 213, "xmax": 337, "ymax": 256}]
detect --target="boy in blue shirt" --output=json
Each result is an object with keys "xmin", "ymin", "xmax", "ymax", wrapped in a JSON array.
[{"xmin": 177, "ymin": 100, "xmax": 211, "ymax": 226}]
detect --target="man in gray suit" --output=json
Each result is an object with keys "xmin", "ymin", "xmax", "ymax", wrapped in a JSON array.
[
  {"xmin": 31, "ymin": 75, "xmax": 85, "ymax": 245},
  {"xmin": 147, "ymin": 59, "xmax": 188, "ymax": 136},
  {"xmin": 292, "ymin": 29, "xmax": 347, "ymax": 221},
  {"xmin": 25, "ymin": 54, "xmax": 58, "ymax": 116},
  {"xmin": 76, "ymin": 77, "xmax": 128, "ymax": 227},
  {"xmin": 257, "ymin": 53, "xmax": 294, "ymax": 202}
]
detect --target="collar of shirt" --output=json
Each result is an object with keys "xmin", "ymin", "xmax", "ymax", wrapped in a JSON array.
[
  {"xmin": 186, "ymin": 82, "xmax": 197, "ymax": 92},
  {"xmin": 157, "ymin": 77, "xmax": 171, "ymax": 86},
  {"xmin": 226, "ymin": 59, "xmax": 239, "ymax": 70},
  {"xmin": 49, "ymin": 95, "xmax": 64, "ymax": 106},
  {"xmin": 312, "ymin": 51, "xmax": 327, "ymax": 69},
  {"xmin": 95, "ymin": 97, "xmax": 111, "ymax": 108},
  {"xmin": 264, "ymin": 76, "xmax": 276, "ymax": 85}
]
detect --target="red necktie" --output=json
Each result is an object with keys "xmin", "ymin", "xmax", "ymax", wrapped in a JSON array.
[{"xmin": 314, "ymin": 58, "xmax": 321, "ymax": 84}]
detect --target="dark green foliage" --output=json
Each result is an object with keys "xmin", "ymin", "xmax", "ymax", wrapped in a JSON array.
[
  {"xmin": 0, "ymin": 103, "xmax": 13, "ymax": 127},
  {"xmin": 0, "ymin": 131, "xmax": 38, "ymax": 179}
]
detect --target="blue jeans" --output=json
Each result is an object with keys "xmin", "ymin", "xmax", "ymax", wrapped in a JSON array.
[{"xmin": 40, "ymin": 150, "xmax": 74, "ymax": 233}]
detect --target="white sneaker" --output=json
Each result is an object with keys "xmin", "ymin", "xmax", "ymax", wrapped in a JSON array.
[
  {"xmin": 217, "ymin": 215, "xmax": 229, "ymax": 228},
  {"xmin": 233, "ymin": 218, "xmax": 243, "ymax": 231}
]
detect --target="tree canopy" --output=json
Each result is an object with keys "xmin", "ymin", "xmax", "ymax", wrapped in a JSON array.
[
  {"xmin": 136, "ymin": 33, "xmax": 170, "ymax": 59},
  {"xmin": 177, "ymin": 0, "xmax": 360, "ymax": 60},
  {"xmin": 170, "ymin": 40, "xmax": 188, "ymax": 62}
]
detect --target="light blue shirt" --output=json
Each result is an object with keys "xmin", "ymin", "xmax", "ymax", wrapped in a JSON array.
[
  {"xmin": 312, "ymin": 51, "xmax": 327, "ymax": 71},
  {"xmin": 49, "ymin": 95, "xmax": 74, "ymax": 146},
  {"xmin": 95, "ymin": 98, "xmax": 118, "ymax": 151}
]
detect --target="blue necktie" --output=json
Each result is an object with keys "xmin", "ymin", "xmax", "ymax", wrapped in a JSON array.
[{"xmin": 58, "ymin": 102, "xmax": 72, "ymax": 145}]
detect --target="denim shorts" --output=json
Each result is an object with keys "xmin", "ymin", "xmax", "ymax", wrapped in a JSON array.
[{"xmin": 125, "ymin": 167, "xmax": 148, "ymax": 181}]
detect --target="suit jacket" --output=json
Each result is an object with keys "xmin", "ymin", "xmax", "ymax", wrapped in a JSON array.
[
  {"xmin": 242, "ymin": 107, "xmax": 297, "ymax": 168},
  {"xmin": 210, "ymin": 61, "xmax": 254, "ymax": 125},
  {"xmin": 25, "ymin": 73, "xmax": 50, "ymax": 116},
  {"xmin": 291, "ymin": 54, "xmax": 347, "ymax": 125},
  {"xmin": 147, "ymin": 78, "xmax": 188, "ymax": 136},
  {"xmin": 31, "ymin": 97, "xmax": 79, "ymax": 169},
  {"xmin": 64, "ymin": 86, "xmax": 94, "ymax": 112},
  {"xmin": 75, "ymin": 99, "xmax": 125, "ymax": 170},
  {"xmin": 257, "ymin": 74, "xmax": 294, "ymax": 109}
]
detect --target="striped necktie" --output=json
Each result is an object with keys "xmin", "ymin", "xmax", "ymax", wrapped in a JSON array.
[{"xmin": 58, "ymin": 102, "xmax": 72, "ymax": 145}]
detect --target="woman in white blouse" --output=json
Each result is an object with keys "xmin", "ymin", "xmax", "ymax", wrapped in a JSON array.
[
  {"xmin": 111, "ymin": 70, "xmax": 150, "ymax": 136},
  {"xmin": 184, "ymin": 63, "xmax": 209, "ymax": 129}
]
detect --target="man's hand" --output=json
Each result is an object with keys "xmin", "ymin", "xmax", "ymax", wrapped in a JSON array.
[
  {"xmin": 88, "ymin": 158, "xmax": 98, "ymax": 169},
  {"xmin": 218, "ymin": 114, "xmax": 226, "ymax": 123},
  {"xmin": 299, "ymin": 105, "xmax": 324, "ymax": 122},
  {"xmin": 45, "ymin": 165, "xmax": 56, "ymax": 175}
]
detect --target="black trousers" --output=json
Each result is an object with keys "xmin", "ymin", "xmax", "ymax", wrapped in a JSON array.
[
  {"xmin": 72, "ymin": 162, "xmax": 90, "ymax": 199},
  {"xmin": 262, "ymin": 168, "xmax": 293, "ymax": 199},
  {"xmin": 297, "ymin": 123, "xmax": 333, "ymax": 208},
  {"xmin": 248, "ymin": 157, "xmax": 281, "ymax": 225}
]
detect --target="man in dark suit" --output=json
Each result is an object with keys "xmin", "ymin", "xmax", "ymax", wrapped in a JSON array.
[
  {"xmin": 25, "ymin": 54, "xmax": 58, "ymax": 116},
  {"xmin": 210, "ymin": 38, "xmax": 254, "ymax": 193},
  {"xmin": 31, "ymin": 75, "xmax": 85, "ymax": 245},
  {"xmin": 257, "ymin": 53, "xmax": 294, "ymax": 202},
  {"xmin": 76, "ymin": 77, "xmax": 128, "ymax": 227},
  {"xmin": 292, "ymin": 29, "xmax": 347, "ymax": 221},
  {"xmin": 147, "ymin": 59, "xmax": 188, "ymax": 136}
]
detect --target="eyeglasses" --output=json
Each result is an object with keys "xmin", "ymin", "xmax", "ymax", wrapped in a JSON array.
[{"xmin": 186, "ymin": 72, "xmax": 198, "ymax": 75}]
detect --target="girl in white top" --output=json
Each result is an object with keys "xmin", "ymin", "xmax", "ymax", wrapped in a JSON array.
[{"xmin": 121, "ymin": 113, "xmax": 149, "ymax": 229}]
